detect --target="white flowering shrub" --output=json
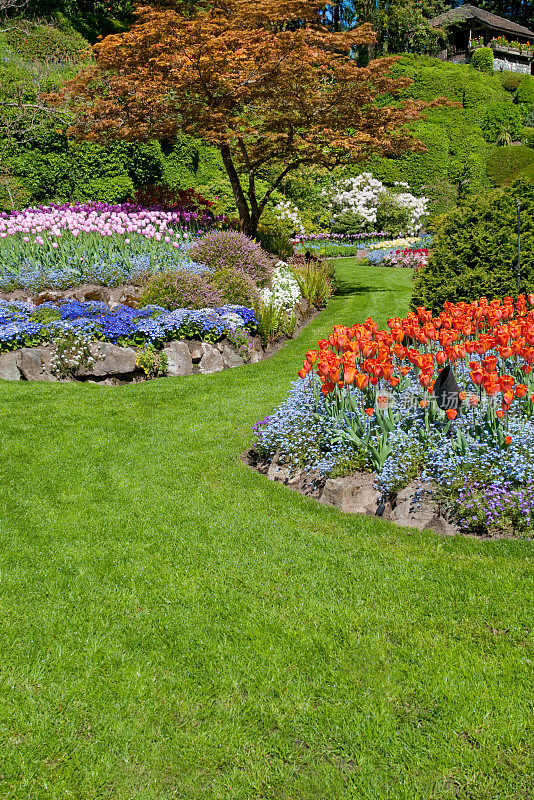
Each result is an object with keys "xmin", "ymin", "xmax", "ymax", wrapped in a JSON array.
[
  {"xmin": 325, "ymin": 174, "xmax": 429, "ymax": 236},
  {"xmin": 272, "ymin": 200, "xmax": 305, "ymax": 235},
  {"xmin": 261, "ymin": 261, "xmax": 301, "ymax": 309}
]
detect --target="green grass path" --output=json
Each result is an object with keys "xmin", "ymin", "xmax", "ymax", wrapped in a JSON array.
[{"xmin": 0, "ymin": 262, "xmax": 532, "ymax": 799}]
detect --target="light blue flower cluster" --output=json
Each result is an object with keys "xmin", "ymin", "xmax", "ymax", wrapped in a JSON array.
[
  {"xmin": 0, "ymin": 300, "xmax": 258, "ymax": 351},
  {"xmin": 253, "ymin": 379, "xmax": 361, "ymax": 476},
  {"xmin": 0, "ymin": 241, "xmax": 206, "ymax": 292}
]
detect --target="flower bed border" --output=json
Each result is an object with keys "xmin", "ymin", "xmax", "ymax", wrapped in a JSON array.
[
  {"xmin": 0, "ymin": 296, "xmax": 318, "ymax": 384},
  {"xmin": 242, "ymin": 448, "xmax": 527, "ymax": 539}
]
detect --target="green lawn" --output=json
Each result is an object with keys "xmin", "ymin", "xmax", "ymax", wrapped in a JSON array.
[{"xmin": 0, "ymin": 261, "xmax": 532, "ymax": 800}]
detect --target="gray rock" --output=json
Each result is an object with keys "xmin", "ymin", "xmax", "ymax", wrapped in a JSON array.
[
  {"xmin": 19, "ymin": 347, "xmax": 57, "ymax": 381},
  {"xmin": 389, "ymin": 481, "xmax": 436, "ymax": 531},
  {"xmin": 222, "ymin": 343, "xmax": 246, "ymax": 369},
  {"xmin": 0, "ymin": 351, "xmax": 21, "ymax": 380},
  {"xmin": 320, "ymin": 473, "xmax": 380, "ymax": 515},
  {"xmin": 249, "ymin": 339, "xmax": 264, "ymax": 364},
  {"xmin": 199, "ymin": 343, "xmax": 224, "ymax": 374},
  {"xmin": 163, "ymin": 340, "xmax": 193, "ymax": 377},
  {"xmin": 296, "ymin": 297, "xmax": 311, "ymax": 318},
  {"xmin": 78, "ymin": 342, "xmax": 137, "ymax": 377},
  {"xmin": 188, "ymin": 341, "xmax": 204, "ymax": 362},
  {"xmin": 267, "ymin": 450, "xmax": 291, "ymax": 483}
]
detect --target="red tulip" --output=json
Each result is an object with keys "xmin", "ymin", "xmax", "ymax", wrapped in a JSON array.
[{"xmin": 446, "ymin": 409, "xmax": 457, "ymax": 420}]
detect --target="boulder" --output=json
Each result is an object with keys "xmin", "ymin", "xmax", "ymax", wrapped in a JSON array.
[
  {"xmin": 267, "ymin": 450, "xmax": 291, "ymax": 483},
  {"xmin": 109, "ymin": 285, "xmax": 142, "ymax": 309},
  {"xmin": 389, "ymin": 481, "xmax": 437, "ymax": 531},
  {"xmin": 199, "ymin": 343, "xmax": 224, "ymax": 374},
  {"xmin": 0, "ymin": 290, "xmax": 31, "ymax": 303},
  {"xmin": 33, "ymin": 290, "xmax": 64, "ymax": 305},
  {"xmin": 0, "ymin": 351, "xmax": 21, "ymax": 380},
  {"xmin": 163, "ymin": 341, "xmax": 193, "ymax": 377},
  {"xmin": 296, "ymin": 297, "xmax": 311, "ymax": 318},
  {"xmin": 78, "ymin": 342, "xmax": 137, "ymax": 377},
  {"xmin": 73, "ymin": 284, "xmax": 110, "ymax": 303},
  {"xmin": 19, "ymin": 347, "xmax": 57, "ymax": 381},
  {"xmin": 188, "ymin": 341, "xmax": 204, "ymax": 363},
  {"xmin": 249, "ymin": 339, "xmax": 264, "ymax": 364},
  {"xmin": 222, "ymin": 343, "xmax": 246, "ymax": 369},
  {"xmin": 320, "ymin": 473, "xmax": 380, "ymax": 515}
]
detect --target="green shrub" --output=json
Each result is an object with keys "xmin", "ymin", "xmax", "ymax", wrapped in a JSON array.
[
  {"xmin": 292, "ymin": 261, "xmax": 333, "ymax": 308},
  {"xmin": 481, "ymin": 102, "xmax": 523, "ymax": 143},
  {"xmin": 189, "ymin": 231, "xmax": 271, "ymax": 286},
  {"xmin": 139, "ymin": 270, "xmax": 223, "ymax": 311},
  {"xmin": 486, "ymin": 145, "xmax": 534, "ymax": 186},
  {"xmin": 500, "ymin": 71, "xmax": 524, "ymax": 92},
  {"xmin": 524, "ymin": 128, "xmax": 534, "ymax": 149},
  {"xmin": 3, "ymin": 20, "xmax": 90, "ymax": 63},
  {"xmin": 210, "ymin": 267, "xmax": 260, "ymax": 307},
  {"xmin": 412, "ymin": 180, "xmax": 534, "ymax": 312},
  {"xmin": 515, "ymin": 75, "xmax": 534, "ymax": 106},
  {"xmin": 471, "ymin": 47, "xmax": 494, "ymax": 73},
  {"xmin": 254, "ymin": 227, "xmax": 293, "ymax": 260}
]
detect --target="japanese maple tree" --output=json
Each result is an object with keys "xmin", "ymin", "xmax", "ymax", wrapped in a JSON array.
[{"xmin": 60, "ymin": 0, "xmax": 443, "ymax": 235}]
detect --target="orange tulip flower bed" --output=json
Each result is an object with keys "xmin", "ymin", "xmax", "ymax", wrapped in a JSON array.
[{"xmin": 254, "ymin": 295, "xmax": 534, "ymax": 537}]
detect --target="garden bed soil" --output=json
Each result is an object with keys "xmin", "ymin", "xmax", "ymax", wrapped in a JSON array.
[{"xmin": 243, "ymin": 447, "xmax": 477, "ymax": 537}]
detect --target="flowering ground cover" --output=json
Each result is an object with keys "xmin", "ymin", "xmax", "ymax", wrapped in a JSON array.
[
  {"xmin": 0, "ymin": 299, "xmax": 257, "ymax": 352},
  {"xmin": 381, "ymin": 247, "xmax": 429, "ymax": 271},
  {"xmin": 255, "ymin": 293, "xmax": 534, "ymax": 537},
  {"xmin": 0, "ymin": 202, "xmax": 214, "ymax": 291},
  {"xmin": 0, "ymin": 260, "xmax": 532, "ymax": 799}
]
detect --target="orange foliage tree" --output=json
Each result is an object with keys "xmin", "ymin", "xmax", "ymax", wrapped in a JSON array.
[{"xmin": 59, "ymin": 0, "xmax": 443, "ymax": 236}]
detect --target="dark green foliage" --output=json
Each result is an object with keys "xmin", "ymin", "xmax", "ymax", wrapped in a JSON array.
[
  {"xmin": 486, "ymin": 145, "xmax": 534, "ymax": 186},
  {"xmin": 353, "ymin": 55, "xmax": 506, "ymax": 218},
  {"xmin": 481, "ymin": 102, "xmax": 523, "ymax": 144},
  {"xmin": 524, "ymin": 128, "xmax": 534, "ymax": 149},
  {"xmin": 515, "ymin": 75, "xmax": 534, "ymax": 107},
  {"xmin": 471, "ymin": 46, "xmax": 494, "ymax": 73},
  {"xmin": 412, "ymin": 181, "xmax": 534, "ymax": 311},
  {"xmin": 3, "ymin": 137, "xmax": 165, "ymax": 207},
  {"xmin": 255, "ymin": 227, "xmax": 293, "ymax": 260}
]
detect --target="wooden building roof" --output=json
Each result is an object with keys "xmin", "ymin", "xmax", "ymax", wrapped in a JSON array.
[{"xmin": 429, "ymin": 4, "xmax": 534, "ymax": 39}]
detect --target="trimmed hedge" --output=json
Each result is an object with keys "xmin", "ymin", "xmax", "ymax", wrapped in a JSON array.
[
  {"xmin": 486, "ymin": 145, "xmax": 534, "ymax": 186},
  {"xmin": 412, "ymin": 180, "xmax": 534, "ymax": 312},
  {"xmin": 471, "ymin": 47, "xmax": 494, "ymax": 73},
  {"xmin": 515, "ymin": 75, "xmax": 534, "ymax": 106}
]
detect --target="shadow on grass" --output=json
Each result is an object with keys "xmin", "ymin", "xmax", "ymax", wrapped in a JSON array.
[{"xmin": 333, "ymin": 283, "xmax": 391, "ymax": 297}]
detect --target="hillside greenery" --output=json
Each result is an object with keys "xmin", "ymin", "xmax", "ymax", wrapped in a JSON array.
[{"xmin": 0, "ymin": 19, "xmax": 533, "ymax": 226}]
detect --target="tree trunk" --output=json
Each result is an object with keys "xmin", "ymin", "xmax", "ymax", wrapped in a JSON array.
[{"xmin": 219, "ymin": 143, "xmax": 252, "ymax": 233}]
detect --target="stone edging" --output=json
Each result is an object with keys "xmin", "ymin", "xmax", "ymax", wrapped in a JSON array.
[
  {"xmin": 0, "ymin": 296, "xmax": 317, "ymax": 384},
  {"xmin": 243, "ymin": 448, "xmax": 467, "ymax": 536}
]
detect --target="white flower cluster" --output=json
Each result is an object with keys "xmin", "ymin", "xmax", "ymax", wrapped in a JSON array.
[
  {"xmin": 326, "ymin": 173, "xmax": 383, "ymax": 225},
  {"xmin": 273, "ymin": 200, "xmax": 305, "ymax": 234},
  {"xmin": 326, "ymin": 173, "xmax": 429, "ymax": 235},
  {"xmin": 261, "ymin": 261, "xmax": 301, "ymax": 309}
]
